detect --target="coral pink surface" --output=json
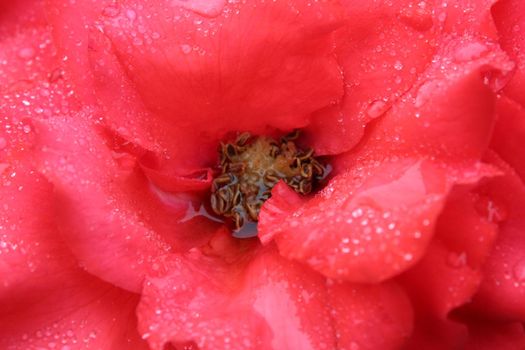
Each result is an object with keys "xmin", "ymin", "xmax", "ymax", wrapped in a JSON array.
[{"xmin": 1, "ymin": 0, "xmax": 524, "ymax": 349}]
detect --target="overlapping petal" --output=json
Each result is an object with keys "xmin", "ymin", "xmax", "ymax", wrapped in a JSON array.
[
  {"xmin": 137, "ymin": 244, "xmax": 413, "ymax": 350},
  {"xmin": 259, "ymin": 34, "xmax": 512, "ymax": 283},
  {"xmin": 469, "ymin": 152, "xmax": 525, "ymax": 321},
  {"xmin": 34, "ymin": 114, "xmax": 225, "ymax": 292},
  {"xmin": 492, "ymin": 0, "xmax": 525, "ymax": 106},
  {"xmin": 0, "ymin": 165, "xmax": 148, "ymax": 350},
  {"xmin": 47, "ymin": 0, "xmax": 345, "ymax": 173}
]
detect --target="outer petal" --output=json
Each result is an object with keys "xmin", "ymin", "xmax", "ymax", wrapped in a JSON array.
[
  {"xmin": 469, "ymin": 153, "xmax": 525, "ymax": 320},
  {"xmin": 260, "ymin": 159, "xmax": 449, "ymax": 282},
  {"xmin": 259, "ymin": 35, "xmax": 512, "ymax": 283},
  {"xmin": 400, "ymin": 189, "xmax": 498, "ymax": 319},
  {"xmin": 0, "ymin": 167, "xmax": 147, "ymax": 350},
  {"xmin": 399, "ymin": 187, "xmax": 499, "ymax": 348},
  {"xmin": 34, "ymin": 115, "xmax": 223, "ymax": 293},
  {"xmin": 137, "ymin": 243, "xmax": 413, "ymax": 350},
  {"xmin": 465, "ymin": 322, "xmax": 525, "ymax": 350},
  {"xmin": 327, "ymin": 280, "xmax": 413, "ymax": 350},
  {"xmin": 0, "ymin": 274, "xmax": 148, "ymax": 350},
  {"xmin": 491, "ymin": 96, "xmax": 525, "ymax": 181},
  {"xmin": 48, "ymin": 0, "xmax": 344, "ymax": 170},
  {"xmin": 137, "ymin": 247, "xmax": 333, "ymax": 350},
  {"xmin": 492, "ymin": 0, "xmax": 525, "ymax": 106},
  {"xmin": 304, "ymin": 0, "xmax": 440, "ymax": 155}
]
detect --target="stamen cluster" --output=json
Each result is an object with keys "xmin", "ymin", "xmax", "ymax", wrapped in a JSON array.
[{"xmin": 210, "ymin": 131, "xmax": 325, "ymax": 232}]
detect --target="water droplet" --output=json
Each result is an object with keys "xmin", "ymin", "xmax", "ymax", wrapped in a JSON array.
[
  {"xmin": 513, "ymin": 259, "xmax": 525, "ymax": 282},
  {"xmin": 102, "ymin": 5, "xmax": 120, "ymax": 17},
  {"xmin": 366, "ymin": 100, "xmax": 387, "ymax": 119},
  {"xmin": 180, "ymin": 44, "xmax": 192, "ymax": 54},
  {"xmin": 18, "ymin": 47, "xmax": 35, "ymax": 60},
  {"xmin": 399, "ymin": 4, "xmax": 434, "ymax": 31},
  {"xmin": 172, "ymin": 0, "xmax": 227, "ymax": 18},
  {"xmin": 447, "ymin": 251, "xmax": 467, "ymax": 268},
  {"xmin": 126, "ymin": 9, "xmax": 137, "ymax": 21},
  {"xmin": 453, "ymin": 42, "xmax": 487, "ymax": 62},
  {"xmin": 415, "ymin": 80, "xmax": 439, "ymax": 107},
  {"xmin": 0, "ymin": 137, "xmax": 6, "ymax": 150},
  {"xmin": 393, "ymin": 61, "xmax": 403, "ymax": 71}
]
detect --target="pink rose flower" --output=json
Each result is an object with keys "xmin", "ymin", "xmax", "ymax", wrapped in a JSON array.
[{"xmin": 1, "ymin": 0, "xmax": 524, "ymax": 349}]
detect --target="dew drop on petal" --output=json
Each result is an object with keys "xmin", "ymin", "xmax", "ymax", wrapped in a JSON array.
[
  {"xmin": 180, "ymin": 44, "xmax": 192, "ymax": 54},
  {"xmin": 366, "ymin": 100, "xmax": 387, "ymax": 119},
  {"xmin": 18, "ymin": 47, "xmax": 35, "ymax": 60},
  {"xmin": 446, "ymin": 251, "xmax": 467, "ymax": 268},
  {"xmin": 453, "ymin": 42, "xmax": 487, "ymax": 62},
  {"xmin": 512, "ymin": 258, "xmax": 525, "ymax": 283},
  {"xmin": 102, "ymin": 5, "xmax": 120, "ymax": 17},
  {"xmin": 172, "ymin": 0, "xmax": 227, "ymax": 18}
]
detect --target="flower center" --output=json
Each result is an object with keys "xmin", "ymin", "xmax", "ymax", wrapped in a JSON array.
[{"xmin": 210, "ymin": 131, "xmax": 326, "ymax": 237}]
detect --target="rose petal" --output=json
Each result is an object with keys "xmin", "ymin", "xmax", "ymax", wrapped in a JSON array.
[
  {"xmin": 259, "ymin": 35, "xmax": 511, "ymax": 283},
  {"xmin": 49, "ymin": 0, "xmax": 345, "ymax": 170},
  {"xmin": 0, "ymin": 168, "xmax": 76, "ymax": 299},
  {"xmin": 260, "ymin": 158, "xmax": 449, "ymax": 283},
  {"xmin": 34, "ymin": 115, "xmax": 221, "ymax": 292},
  {"xmin": 492, "ymin": 0, "xmax": 525, "ymax": 107},
  {"xmin": 491, "ymin": 95, "xmax": 525, "ymax": 181},
  {"xmin": 400, "ymin": 189, "xmax": 498, "ymax": 319},
  {"xmin": 465, "ymin": 321, "xmax": 525, "ymax": 350},
  {"xmin": 0, "ymin": 273, "xmax": 148, "ymax": 350},
  {"xmin": 304, "ymin": 0, "xmax": 440, "ymax": 155},
  {"xmin": 469, "ymin": 153, "xmax": 525, "ymax": 320},
  {"xmin": 137, "ymin": 247, "xmax": 332, "ymax": 350},
  {"xmin": 138, "ymin": 245, "xmax": 414, "ymax": 350},
  {"xmin": 0, "ymin": 166, "xmax": 147, "ymax": 350},
  {"xmin": 327, "ymin": 280, "xmax": 413, "ymax": 350}
]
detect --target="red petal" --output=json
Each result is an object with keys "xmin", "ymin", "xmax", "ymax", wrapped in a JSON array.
[
  {"xmin": 138, "ymin": 245, "xmax": 414, "ymax": 350},
  {"xmin": 50, "ymin": 0, "xmax": 344, "ymax": 169},
  {"xmin": 492, "ymin": 0, "xmax": 525, "ymax": 107},
  {"xmin": 400, "ymin": 189, "xmax": 498, "ymax": 319},
  {"xmin": 351, "ymin": 36, "xmax": 512, "ymax": 165},
  {"xmin": 469, "ymin": 154, "xmax": 525, "ymax": 320},
  {"xmin": 0, "ymin": 273, "xmax": 148, "ymax": 350},
  {"xmin": 466, "ymin": 322, "xmax": 525, "ymax": 350},
  {"xmin": 0, "ymin": 168, "xmax": 74, "ymax": 299},
  {"xmin": 328, "ymin": 280, "xmax": 413, "ymax": 349},
  {"xmin": 491, "ymin": 96, "xmax": 525, "ymax": 181},
  {"xmin": 137, "ymin": 247, "xmax": 334, "ymax": 350},
  {"xmin": 0, "ymin": 167, "xmax": 147, "ymax": 350},
  {"xmin": 259, "ymin": 35, "xmax": 510, "ymax": 283},
  {"xmin": 34, "ymin": 116, "xmax": 221, "ymax": 293},
  {"xmin": 304, "ymin": 0, "xmax": 440, "ymax": 155},
  {"xmin": 260, "ymin": 158, "xmax": 450, "ymax": 283}
]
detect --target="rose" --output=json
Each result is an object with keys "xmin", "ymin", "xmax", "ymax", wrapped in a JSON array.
[{"xmin": 1, "ymin": 0, "xmax": 525, "ymax": 349}]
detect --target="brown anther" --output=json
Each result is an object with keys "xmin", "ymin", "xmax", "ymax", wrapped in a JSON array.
[
  {"xmin": 232, "ymin": 211, "xmax": 244, "ymax": 230},
  {"xmin": 281, "ymin": 129, "xmax": 300, "ymax": 142},
  {"xmin": 299, "ymin": 180, "xmax": 312, "ymax": 194},
  {"xmin": 245, "ymin": 202, "xmax": 259, "ymax": 221},
  {"xmin": 269, "ymin": 144, "xmax": 280, "ymax": 158},
  {"xmin": 300, "ymin": 163, "xmax": 313, "ymax": 178},
  {"xmin": 226, "ymin": 162, "xmax": 246, "ymax": 174},
  {"xmin": 235, "ymin": 132, "xmax": 251, "ymax": 147},
  {"xmin": 298, "ymin": 148, "xmax": 314, "ymax": 161},
  {"xmin": 211, "ymin": 131, "xmax": 327, "ymax": 234},
  {"xmin": 311, "ymin": 160, "xmax": 325, "ymax": 176},
  {"xmin": 232, "ymin": 186, "xmax": 242, "ymax": 207},
  {"xmin": 225, "ymin": 143, "xmax": 238, "ymax": 160}
]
